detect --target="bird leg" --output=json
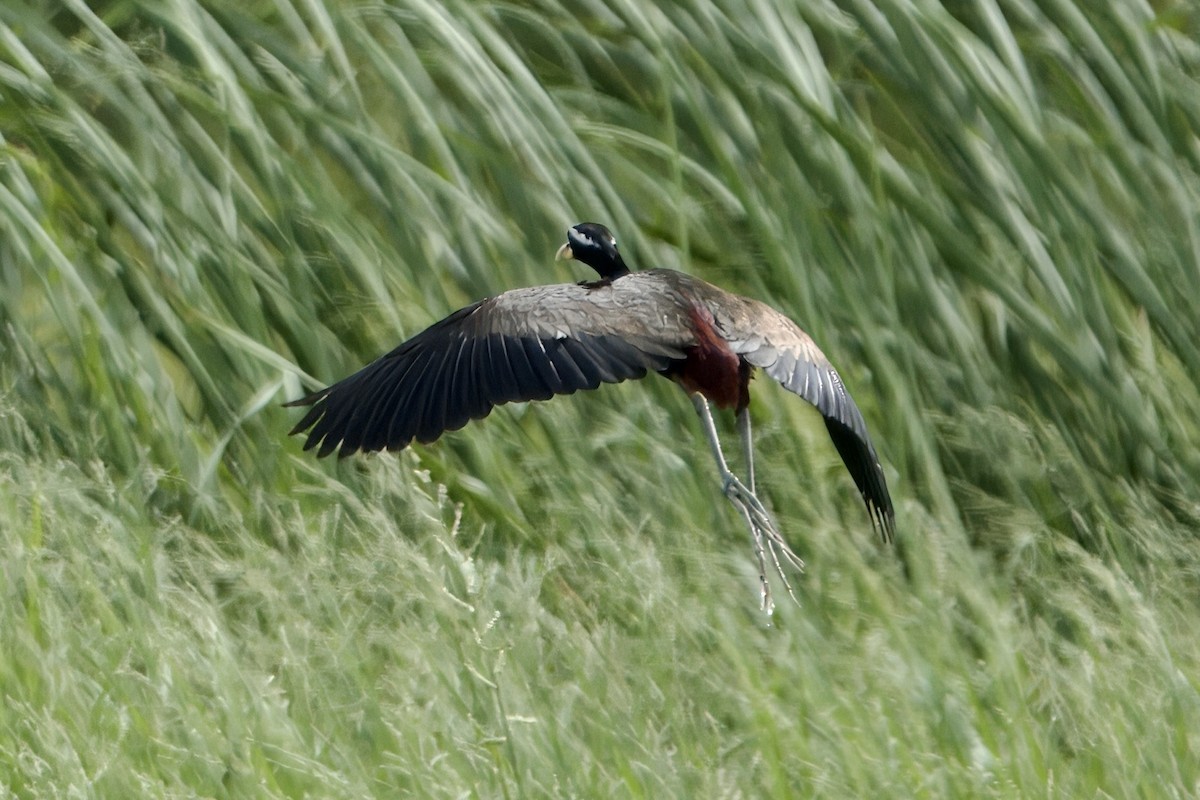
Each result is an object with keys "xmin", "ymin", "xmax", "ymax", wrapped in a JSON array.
[
  {"xmin": 736, "ymin": 406, "xmax": 756, "ymax": 494},
  {"xmin": 734, "ymin": 404, "xmax": 806, "ymax": 586},
  {"xmin": 689, "ymin": 394, "xmax": 771, "ymax": 608},
  {"xmin": 690, "ymin": 394, "xmax": 804, "ymax": 613}
]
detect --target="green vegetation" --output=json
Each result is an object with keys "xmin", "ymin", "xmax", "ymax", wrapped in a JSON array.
[{"xmin": 2, "ymin": 0, "xmax": 1199, "ymax": 796}]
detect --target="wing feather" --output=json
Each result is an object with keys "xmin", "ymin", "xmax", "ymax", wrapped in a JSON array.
[
  {"xmin": 439, "ymin": 333, "xmax": 476, "ymax": 436},
  {"xmin": 547, "ymin": 339, "xmax": 594, "ymax": 391},
  {"xmin": 710, "ymin": 293, "xmax": 895, "ymax": 541},
  {"xmin": 501, "ymin": 333, "xmax": 554, "ymax": 402},
  {"xmin": 561, "ymin": 337, "xmax": 609, "ymax": 385},
  {"xmin": 523, "ymin": 337, "xmax": 564, "ymax": 393},
  {"xmin": 287, "ymin": 278, "xmax": 687, "ymax": 457},
  {"xmin": 382, "ymin": 346, "xmax": 440, "ymax": 450}
]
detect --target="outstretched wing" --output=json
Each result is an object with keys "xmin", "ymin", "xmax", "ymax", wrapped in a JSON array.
[
  {"xmin": 287, "ymin": 277, "xmax": 691, "ymax": 458},
  {"xmin": 708, "ymin": 294, "xmax": 895, "ymax": 541}
]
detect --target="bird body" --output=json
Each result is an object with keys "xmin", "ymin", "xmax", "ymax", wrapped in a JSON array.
[{"xmin": 289, "ymin": 223, "xmax": 895, "ymax": 594}]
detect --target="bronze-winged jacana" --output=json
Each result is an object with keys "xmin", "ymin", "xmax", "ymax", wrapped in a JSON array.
[{"xmin": 288, "ymin": 222, "xmax": 894, "ymax": 610}]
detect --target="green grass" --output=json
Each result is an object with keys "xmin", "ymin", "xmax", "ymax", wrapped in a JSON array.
[{"xmin": 2, "ymin": 0, "xmax": 1200, "ymax": 796}]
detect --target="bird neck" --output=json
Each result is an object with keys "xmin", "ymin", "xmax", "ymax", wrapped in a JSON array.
[{"xmin": 596, "ymin": 256, "xmax": 631, "ymax": 280}]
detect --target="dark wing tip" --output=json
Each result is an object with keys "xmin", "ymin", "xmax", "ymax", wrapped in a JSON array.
[
  {"xmin": 869, "ymin": 498, "xmax": 896, "ymax": 544},
  {"xmin": 823, "ymin": 416, "xmax": 895, "ymax": 543},
  {"xmin": 283, "ymin": 392, "xmax": 321, "ymax": 409},
  {"xmin": 285, "ymin": 391, "xmax": 331, "ymax": 439},
  {"xmin": 286, "ymin": 397, "xmax": 372, "ymax": 458}
]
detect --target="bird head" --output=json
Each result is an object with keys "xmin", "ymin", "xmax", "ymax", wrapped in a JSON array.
[{"xmin": 555, "ymin": 222, "xmax": 631, "ymax": 280}]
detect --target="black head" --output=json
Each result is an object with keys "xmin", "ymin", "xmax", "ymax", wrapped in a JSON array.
[{"xmin": 555, "ymin": 222, "xmax": 631, "ymax": 280}]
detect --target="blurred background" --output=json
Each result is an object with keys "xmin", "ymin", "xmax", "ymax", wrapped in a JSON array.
[{"xmin": 1, "ymin": 0, "xmax": 1198, "ymax": 796}]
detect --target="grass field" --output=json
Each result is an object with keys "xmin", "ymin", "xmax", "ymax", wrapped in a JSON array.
[{"xmin": 2, "ymin": 0, "xmax": 1199, "ymax": 796}]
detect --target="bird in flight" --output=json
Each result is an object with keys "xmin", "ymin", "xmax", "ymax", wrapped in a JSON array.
[{"xmin": 288, "ymin": 222, "xmax": 894, "ymax": 611}]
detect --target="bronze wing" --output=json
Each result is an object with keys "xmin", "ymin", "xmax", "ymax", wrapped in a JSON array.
[{"xmin": 287, "ymin": 277, "xmax": 692, "ymax": 457}]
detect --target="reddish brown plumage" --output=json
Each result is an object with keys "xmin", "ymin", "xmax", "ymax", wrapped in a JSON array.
[{"xmin": 669, "ymin": 305, "xmax": 750, "ymax": 411}]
